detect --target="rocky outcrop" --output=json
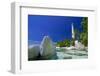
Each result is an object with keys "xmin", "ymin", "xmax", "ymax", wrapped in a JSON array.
[
  {"xmin": 28, "ymin": 45, "xmax": 40, "ymax": 60},
  {"xmin": 40, "ymin": 36, "xmax": 57, "ymax": 59},
  {"xmin": 28, "ymin": 36, "xmax": 57, "ymax": 60}
]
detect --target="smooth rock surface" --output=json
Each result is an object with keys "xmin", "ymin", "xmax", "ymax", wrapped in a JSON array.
[
  {"xmin": 28, "ymin": 45, "xmax": 40, "ymax": 60},
  {"xmin": 40, "ymin": 36, "xmax": 57, "ymax": 59}
]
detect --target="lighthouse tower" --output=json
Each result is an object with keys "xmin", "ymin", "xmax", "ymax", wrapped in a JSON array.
[{"xmin": 72, "ymin": 23, "xmax": 75, "ymax": 39}]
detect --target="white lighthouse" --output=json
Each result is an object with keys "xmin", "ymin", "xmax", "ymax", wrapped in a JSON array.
[{"xmin": 71, "ymin": 23, "xmax": 75, "ymax": 39}]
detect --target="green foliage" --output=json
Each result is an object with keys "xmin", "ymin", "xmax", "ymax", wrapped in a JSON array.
[
  {"xmin": 80, "ymin": 32, "xmax": 88, "ymax": 46},
  {"xmin": 65, "ymin": 40, "xmax": 71, "ymax": 47},
  {"xmin": 70, "ymin": 39, "xmax": 75, "ymax": 46},
  {"xmin": 56, "ymin": 17, "xmax": 88, "ymax": 47},
  {"xmin": 56, "ymin": 39, "xmax": 71, "ymax": 47},
  {"xmin": 80, "ymin": 17, "xmax": 88, "ymax": 46},
  {"xmin": 56, "ymin": 39, "xmax": 76, "ymax": 47},
  {"xmin": 81, "ymin": 18, "xmax": 88, "ymax": 33}
]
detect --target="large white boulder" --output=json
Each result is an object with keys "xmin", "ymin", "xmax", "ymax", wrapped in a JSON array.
[
  {"xmin": 28, "ymin": 45, "xmax": 40, "ymax": 60},
  {"xmin": 40, "ymin": 36, "xmax": 56, "ymax": 59}
]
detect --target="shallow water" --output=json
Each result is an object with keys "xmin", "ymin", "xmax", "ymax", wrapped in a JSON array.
[{"xmin": 56, "ymin": 48, "xmax": 88, "ymax": 59}]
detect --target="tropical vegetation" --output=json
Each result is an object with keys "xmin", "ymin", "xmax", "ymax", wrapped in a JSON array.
[{"xmin": 56, "ymin": 17, "xmax": 88, "ymax": 47}]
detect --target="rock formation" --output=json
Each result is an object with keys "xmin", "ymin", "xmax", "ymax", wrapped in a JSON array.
[
  {"xmin": 40, "ymin": 36, "xmax": 57, "ymax": 59},
  {"xmin": 75, "ymin": 40, "xmax": 85, "ymax": 50},
  {"xmin": 28, "ymin": 45, "xmax": 40, "ymax": 60}
]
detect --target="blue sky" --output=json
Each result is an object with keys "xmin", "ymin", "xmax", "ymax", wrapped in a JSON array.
[{"xmin": 28, "ymin": 15, "xmax": 83, "ymax": 42}]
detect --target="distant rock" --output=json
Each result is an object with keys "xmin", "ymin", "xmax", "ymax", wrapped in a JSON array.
[
  {"xmin": 75, "ymin": 40, "xmax": 85, "ymax": 50},
  {"xmin": 40, "ymin": 36, "xmax": 57, "ymax": 59},
  {"xmin": 28, "ymin": 45, "xmax": 40, "ymax": 60}
]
